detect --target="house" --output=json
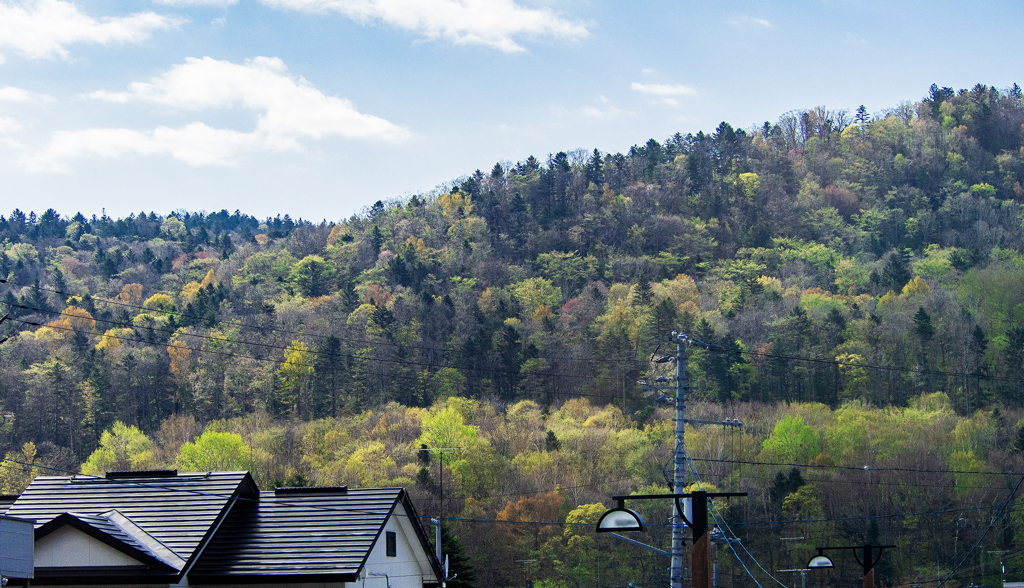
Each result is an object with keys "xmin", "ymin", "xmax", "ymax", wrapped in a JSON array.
[{"xmin": 3, "ymin": 470, "xmax": 442, "ymax": 588}]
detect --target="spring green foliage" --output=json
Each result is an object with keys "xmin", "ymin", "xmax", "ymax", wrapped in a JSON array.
[
  {"xmin": 48, "ymin": 394, "xmax": 1024, "ymax": 587},
  {"xmin": 2, "ymin": 83, "xmax": 1024, "ymax": 586},
  {"xmin": 176, "ymin": 430, "xmax": 251, "ymax": 472},
  {"xmin": 81, "ymin": 422, "xmax": 155, "ymax": 475}
]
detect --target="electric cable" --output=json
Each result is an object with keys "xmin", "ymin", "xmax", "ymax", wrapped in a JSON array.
[
  {"xmin": 935, "ymin": 473, "xmax": 1024, "ymax": 587},
  {"xmin": 0, "ymin": 312, "xmax": 611, "ymax": 400},
  {"xmin": 688, "ymin": 456, "xmax": 1020, "ymax": 477},
  {"xmin": 0, "ymin": 299, "xmax": 604, "ymax": 384},
  {"xmin": 1, "ymin": 277, "xmax": 635, "ymax": 365},
  {"xmin": 706, "ymin": 341, "xmax": 1022, "ymax": 385},
  {"xmin": 686, "ymin": 454, "xmax": 781, "ymax": 588}
]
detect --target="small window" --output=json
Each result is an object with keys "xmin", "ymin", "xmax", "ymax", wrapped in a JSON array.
[{"xmin": 386, "ymin": 531, "xmax": 397, "ymax": 557}]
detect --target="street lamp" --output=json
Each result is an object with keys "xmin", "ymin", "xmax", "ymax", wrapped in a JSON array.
[
  {"xmin": 807, "ymin": 544, "xmax": 894, "ymax": 588},
  {"xmin": 595, "ymin": 491, "xmax": 746, "ymax": 588},
  {"xmin": 595, "ymin": 500, "xmax": 645, "ymax": 533},
  {"xmin": 806, "ymin": 550, "xmax": 835, "ymax": 568}
]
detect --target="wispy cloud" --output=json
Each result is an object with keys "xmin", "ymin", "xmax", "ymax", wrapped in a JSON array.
[
  {"xmin": 0, "ymin": 115, "xmax": 23, "ymax": 132},
  {"xmin": 844, "ymin": 32, "xmax": 867, "ymax": 45},
  {"xmin": 27, "ymin": 56, "xmax": 409, "ymax": 172},
  {"xmin": 631, "ymin": 82, "xmax": 697, "ymax": 106},
  {"xmin": 0, "ymin": 0, "xmax": 180, "ymax": 60},
  {"xmin": 155, "ymin": 0, "xmax": 237, "ymax": 5},
  {"xmin": 727, "ymin": 15, "xmax": 772, "ymax": 30},
  {"xmin": 631, "ymin": 82, "xmax": 697, "ymax": 97},
  {"xmin": 261, "ymin": 0, "xmax": 587, "ymax": 53},
  {"xmin": 554, "ymin": 95, "xmax": 632, "ymax": 120},
  {"xmin": 0, "ymin": 85, "xmax": 55, "ymax": 103}
]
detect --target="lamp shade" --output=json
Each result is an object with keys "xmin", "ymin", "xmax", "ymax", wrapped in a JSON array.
[
  {"xmin": 807, "ymin": 555, "xmax": 834, "ymax": 569},
  {"xmin": 595, "ymin": 508, "xmax": 645, "ymax": 533}
]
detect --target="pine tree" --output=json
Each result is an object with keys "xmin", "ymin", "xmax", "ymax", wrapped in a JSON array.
[
  {"xmin": 881, "ymin": 250, "xmax": 912, "ymax": 291},
  {"xmin": 855, "ymin": 104, "xmax": 870, "ymax": 125},
  {"xmin": 440, "ymin": 523, "xmax": 477, "ymax": 588},
  {"xmin": 633, "ymin": 274, "xmax": 654, "ymax": 306}
]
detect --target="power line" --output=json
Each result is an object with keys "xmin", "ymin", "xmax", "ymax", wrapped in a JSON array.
[
  {"xmin": 0, "ymin": 311, "xmax": 611, "ymax": 401},
  {"xmin": 713, "ymin": 344, "xmax": 1023, "ymax": 385},
  {"xmin": 1, "ymin": 277, "xmax": 636, "ymax": 365},
  {"xmin": 731, "ymin": 501, "xmax": 1021, "ymax": 527},
  {"xmin": 687, "ymin": 456, "xmax": 1020, "ymax": 477},
  {"xmin": 0, "ymin": 456, "xmax": 598, "ymax": 527},
  {"xmin": 0, "ymin": 298, "xmax": 617, "ymax": 387},
  {"xmin": 936, "ymin": 473, "xmax": 1024, "ymax": 588},
  {"xmin": 687, "ymin": 454, "xmax": 777, "ymax": 588}
]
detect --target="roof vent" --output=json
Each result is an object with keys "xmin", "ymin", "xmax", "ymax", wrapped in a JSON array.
[
  {"xmin": 275, "ymin": 486, "xmax": 348, "ymax": 496},
  {"xmin": 105, "ymin": 469, "xmax": 179, "ymax": 479}
]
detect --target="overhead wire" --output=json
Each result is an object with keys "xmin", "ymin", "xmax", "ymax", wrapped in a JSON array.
[
  {"xmin": 688, "ymin": 454, "xmax": 782, "ymax": 585},
  {"xmin": 686, "ymin": 456, "xmax": 1021, "ymax": 477},
  {"xmin": 705, "ymin": 341, "xmax": 1022, "ymax": 385},
  {"xmin": 0, "ymin": 277, "xmax": 635, "ymax": 365},
  {"xmin": 0, "ymin": 456, "xmax": 596, "ymax": 527},
  {"xmin": 935, "ymin": 473, "xmax": 1024, "ymax": 587},
  {"xmin": 0, "ymin": 299, "xmax": 604, "ymax": 385},
  {"xmin": 0, "ymin": 311, "xmax": 611, "ymax": 400}
]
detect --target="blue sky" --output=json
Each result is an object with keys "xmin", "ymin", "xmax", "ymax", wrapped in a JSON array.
[{"xmin": 1, "ymin": 0, "xmax": 1022, "ymax": 220}]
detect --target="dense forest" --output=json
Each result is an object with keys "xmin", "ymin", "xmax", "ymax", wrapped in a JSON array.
[{"xmin": 3, "ymin": 82, "xmax": 1024, "ymax": 586}]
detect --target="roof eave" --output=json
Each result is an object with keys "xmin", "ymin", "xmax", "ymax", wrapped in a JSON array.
[
  {"xmin": 187, "ymin": 571, "xmax": 360, "ymax": 585},
  {"xmin": 35, "ymin": 514, "xmax": 177, "ymax": 573}
]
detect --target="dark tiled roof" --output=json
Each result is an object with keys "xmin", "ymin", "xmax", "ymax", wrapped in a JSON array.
[
  {"xmin": 0, "ymin": 494, "xmax": 17, "ymax": 514},
  {"xmin": 5, "ymin": 471, "xmax": 258, "ymax": 564},
  {"xmin": 189, "ymin": 487, "xmax": 416, "ymax": 582}
]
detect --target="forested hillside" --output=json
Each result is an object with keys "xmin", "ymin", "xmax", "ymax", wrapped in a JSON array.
[{"xmin": 3, "ymin": 83, "xmax": 1024, "ymax": 586}]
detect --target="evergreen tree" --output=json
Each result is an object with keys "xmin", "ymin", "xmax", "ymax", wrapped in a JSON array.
[
  {"xmin": 881, "ymin": 250, "xmax": 912, "ymax": 292},
  {"xmin": 855, "ymin": 104, "xmax": 870, "ymax": 125}
]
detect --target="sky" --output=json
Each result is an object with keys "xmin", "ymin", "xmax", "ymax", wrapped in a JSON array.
[{"xmin": 1, "ymin": 0, "xmax": 1022, "ymax": 221}]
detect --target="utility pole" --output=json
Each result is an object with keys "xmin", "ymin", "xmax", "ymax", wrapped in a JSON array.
[
  {"xmin": 672, "ymin": 330, "xmax": 688, "ymax": 588},
  {"xmin": 598, "ymin": 491, "xmax": 745, "ymax": 588},
  {"xmin": 638, "ymin": 331, "xmax": 741, "ymax": 588},
  {"xmin": 417, "ymin": 447, "xmax": 464, "ymax": 574}
]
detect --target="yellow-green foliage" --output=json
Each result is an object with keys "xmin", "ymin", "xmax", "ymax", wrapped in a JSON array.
[
  {"xmin": 176, "ymin": 430, "xmax": 251, "ymax": 472},
  {"xmin": 231, "ymin": 249, "xmax": 296, "ymax": 285},
  {"xmin": 760, "ymin": 415, "xmax": 820, "ymax": 463},
  {"xmin": 82, "ymin": 422, "xmax": 155, "ymax": 475},
  {"xmin": 510, "ymin": 277, "xmax": 562, "ymax": 315},
  {"xmin": 800, "ymin": 289, "xmax": 845, "ymax": 315},
  {"xmin": 914, "ymin": 245, "xmax": 954, "ymax": 279}
]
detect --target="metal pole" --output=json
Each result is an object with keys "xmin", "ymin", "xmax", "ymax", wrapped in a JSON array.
[
  {"xmin": 863, "ymin": 544, "xmax": 873, "ymax": 588},
  {"xmin": 713, "ymin": 544, "xmax": 718, "ymax": 588},
  {"xmin": 691, "ymin": 491, "xmax": 710, "ymax": 588},
  {"xmin": 672, "ymin": 333, "xmax": 687, "ymax": 588}
]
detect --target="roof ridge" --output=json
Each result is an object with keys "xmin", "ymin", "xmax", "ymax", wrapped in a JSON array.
[{"xmin": 101, "ymin": 509, "xmax": 187, "ymax": 571}]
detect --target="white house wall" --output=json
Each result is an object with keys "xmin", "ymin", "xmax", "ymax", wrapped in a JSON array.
[
  {"xmin": 35, "ymin": 525, "xmax": 146, "ymax": 568},
  {"xmin": 356, "ymin": 502, "xmax": 436, "ymax": 588}
]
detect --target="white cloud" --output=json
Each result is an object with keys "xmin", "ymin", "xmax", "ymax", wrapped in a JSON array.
[
  {"xmin": 155, "ymin": 0, "xmax": 238, "ymax": 5},
  {"xmin": 727, "ymin": 15, "xmax": 772, "ymax": 29},
  {"xmin": 258, "ymin": 0, "xmax": 588, "ymax": 53},
  {"xmin": 631, "ymin": 82, "xmax": 697, "ymax": 97},
  {"xmin": 555, "ymin": 95, "xmax": 632, "ymax": 120},
  {"xmin": 845, "ymin": 32, "xmax": 867, "ymax": 45},
  {"xmin": 641, "ymin": 68, "xmax": 656, "ymax": 76},
  {"xmin": 22, "ymin": 124, "xmax": 262, "ymax": 172},
  {"xmin": 28, "ymin": 56, "xmax": 409, "ymax": 171},
  {"xmin": 0, "ymin": 0, "xmax": 180, "ymax": 60},
  {"xmin": 0, "ymin": 115, "xmax": 23, "ymax": 132},
  {"xmin": 0, "ymin": 85, "xmax": 55, "ymax": 103}
]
